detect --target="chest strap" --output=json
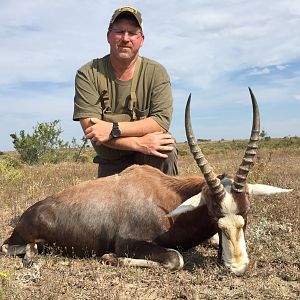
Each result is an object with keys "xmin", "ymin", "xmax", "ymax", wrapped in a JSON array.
[
  {"xmin": 98, "ymin": 60, "xmax": 111, "ymax": 114},
  {"xmin": 98, "ymin": 56, "xmax": 142, "ymax": 120}
]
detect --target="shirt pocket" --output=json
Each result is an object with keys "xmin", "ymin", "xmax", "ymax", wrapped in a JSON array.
[{"xmin": 134, "ymin": 107, "xmax": 150, "ymax": 120}]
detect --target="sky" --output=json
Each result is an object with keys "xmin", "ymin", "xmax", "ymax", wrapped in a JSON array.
[{"xmin": 1, "ymin": 0, "xmax": 300, "ymax": 151}]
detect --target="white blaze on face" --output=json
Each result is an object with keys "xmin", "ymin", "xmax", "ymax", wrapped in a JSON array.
[{"xmin": 218, "ymin": 193, "xmax": 249, "ymax": 275}]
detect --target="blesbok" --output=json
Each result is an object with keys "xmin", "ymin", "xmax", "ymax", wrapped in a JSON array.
[{"xmin": 1, "ymin": 88, "xmax": 292, "ymax": 275}]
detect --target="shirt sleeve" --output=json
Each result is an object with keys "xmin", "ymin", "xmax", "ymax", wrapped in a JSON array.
[
  {"xmin": 73, "ymin": 61, "xmax": 102, "ymax": 121},
  {"xmin": 149, "ymin": 64, "xmax": 173, "ymax": 131}
]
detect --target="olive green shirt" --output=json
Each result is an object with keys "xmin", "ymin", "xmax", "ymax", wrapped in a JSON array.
[{"xmin": 73, "ymin": 55, "xmax": 173, "ymax": 159}]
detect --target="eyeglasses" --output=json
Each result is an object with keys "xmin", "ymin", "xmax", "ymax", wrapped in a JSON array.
[{"xmin": 110, "ymin": 29, "xmax": 142, "ymax": 39}]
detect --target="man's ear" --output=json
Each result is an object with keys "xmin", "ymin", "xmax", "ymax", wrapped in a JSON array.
[
  {"xmin": 140, "ymin": 35, "xmax": 144, "ymax": 47},
  {"xmin": 107, "ymin": 31, "xmax": 110, "ymax": 43}
]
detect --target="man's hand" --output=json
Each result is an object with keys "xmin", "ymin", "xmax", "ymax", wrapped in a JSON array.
[
  {"xmin": 85, "ymin": 118, "xmax": 112, "ymax": 144},
  {"xmin": 136, "ymin": 132, "xmax": 175, "ymax": 158}
]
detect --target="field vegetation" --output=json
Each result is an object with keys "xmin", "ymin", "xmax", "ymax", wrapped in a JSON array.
[{"xmin": 0, "ymin": 138, "xmax": 299, "ymax": 299}]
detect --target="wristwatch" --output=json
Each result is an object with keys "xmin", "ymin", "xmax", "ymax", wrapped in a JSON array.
[{"xmin": 111, "ymin": 122, "xmax": 121, "ymax": 138}]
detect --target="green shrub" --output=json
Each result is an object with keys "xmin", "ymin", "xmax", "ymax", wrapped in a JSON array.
[{"xmin": 10, "ymin": 120, "xmax": 72, "ymax": 164}]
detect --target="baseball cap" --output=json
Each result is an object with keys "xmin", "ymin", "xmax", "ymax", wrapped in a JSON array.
[{"xmin": 109, "ymin": 6, "xmax": 143, "ymax": 31}]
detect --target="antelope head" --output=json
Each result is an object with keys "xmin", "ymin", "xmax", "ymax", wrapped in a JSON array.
[{"xmin": 169, "ymin": 88, "xmax": 292, "ymax": 275}]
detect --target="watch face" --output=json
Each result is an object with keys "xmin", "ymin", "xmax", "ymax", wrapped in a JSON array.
[
  {"xmin": 112, "ymin": 128, "xmax": 121, "ymax": 138},
  {"xmin": 111, "ymin": 123, "xmax": 121, "ymax": 138}
]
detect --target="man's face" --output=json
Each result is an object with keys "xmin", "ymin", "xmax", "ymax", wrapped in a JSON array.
[{"xmin": 107, "ymin": 18, "xmax": 144, "ymax": 61}]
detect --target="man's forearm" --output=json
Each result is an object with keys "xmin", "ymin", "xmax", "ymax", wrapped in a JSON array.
[
  {"xmin": 117, "ymin": 117, "xmax": 165, "ymax": 137},
  {"xmin": 80, "ymin": 117, "xmax": 165, "ymax": 138},
  {"xmin": 103, "ymin": 136, "xmax": 140, "ymax": 151},
  {"xmin": 103, "ymin": 133, "xmax": 175, "ymax": 158}
]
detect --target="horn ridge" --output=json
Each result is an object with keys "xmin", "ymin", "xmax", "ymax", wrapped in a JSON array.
[
  {"xmin": 185, "ymin": 93, "xmax": 226, "ymax": 200},
  {"xmin": 232, "ymin": 87, "xmax": 260, "ymax": 193}
]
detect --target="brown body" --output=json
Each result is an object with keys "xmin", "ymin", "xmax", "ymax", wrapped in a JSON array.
[{"xmin": 4, "ymin": 166, "xmax": 212, "ymax": 267}]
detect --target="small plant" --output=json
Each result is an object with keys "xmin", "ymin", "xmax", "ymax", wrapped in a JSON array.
[
  {"xmin": 0, "ymin": 156, "xmax": 23, "ymax": 183},
  {"xmin": 0, "ymin": 271, "xmax": 9, "ymax": 299},
  {"xmin": 10, "ymin": 120, "xmax": 70, "ymax": 164},
  {"xmin": 260, "ymin": 129, "xmax": 268, "ymax": 139}
]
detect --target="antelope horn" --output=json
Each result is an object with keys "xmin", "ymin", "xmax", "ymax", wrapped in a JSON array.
[
  {"xmin": 232, "ymin": 87, "xmax": 260, "ymax": 193},
  {"xmin": 185, "ymin": 94, "xmax": 226, "ymax": 200}
]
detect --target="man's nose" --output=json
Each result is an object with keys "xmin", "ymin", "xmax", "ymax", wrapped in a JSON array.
[{"xmin": 122, "ymin": 32, "xmax": 131, "ymax": 40}]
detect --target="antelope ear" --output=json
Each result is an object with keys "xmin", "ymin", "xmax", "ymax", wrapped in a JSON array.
[
  {"xmin": 166, "ymin": 193, "xmax": 206, "ymax": 217},
  {"xmin": 248, "ymin": 184, "xmax": 293, "ymax": 196}
]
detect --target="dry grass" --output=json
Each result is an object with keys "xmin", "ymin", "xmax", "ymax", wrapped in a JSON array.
[{"xmin": 0, "ymin": 144, "xmax": 299, "ymax": 299}]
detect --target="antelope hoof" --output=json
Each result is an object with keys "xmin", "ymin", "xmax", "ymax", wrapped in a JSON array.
[{"xmin": 101, "ymin": 253, "xmax": 119, "ymax": 266}]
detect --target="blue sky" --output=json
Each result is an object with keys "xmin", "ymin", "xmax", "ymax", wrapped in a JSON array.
[{"xmin": 1, "ymin": 0, "xmax": 300, "ymax": 151}]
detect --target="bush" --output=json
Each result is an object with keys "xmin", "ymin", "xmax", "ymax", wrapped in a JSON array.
[
  {"xmin": 0, "ymin": 156, "xmax": 23, "ymax": 183},
  {"xmin": 10, "ymin": 120, "xmax": 72, "ymax": 164}
]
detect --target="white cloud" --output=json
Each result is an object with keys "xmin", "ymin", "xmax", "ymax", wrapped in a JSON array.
[
  {"xmin": 276, "ymin": 65, "xmax": 288, "ymax": 71},
  {"xmin": 248, "ymin": 68, "xmax": 271, "ymax": 76},
  {"xmin": 1, "ymin": 0, "xmax": 300, "ymax": 150}
]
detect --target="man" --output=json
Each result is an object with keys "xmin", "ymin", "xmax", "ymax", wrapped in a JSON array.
[{"xmin": 73, "ymin": 6, "xmax": 178, "ymax": 177}]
